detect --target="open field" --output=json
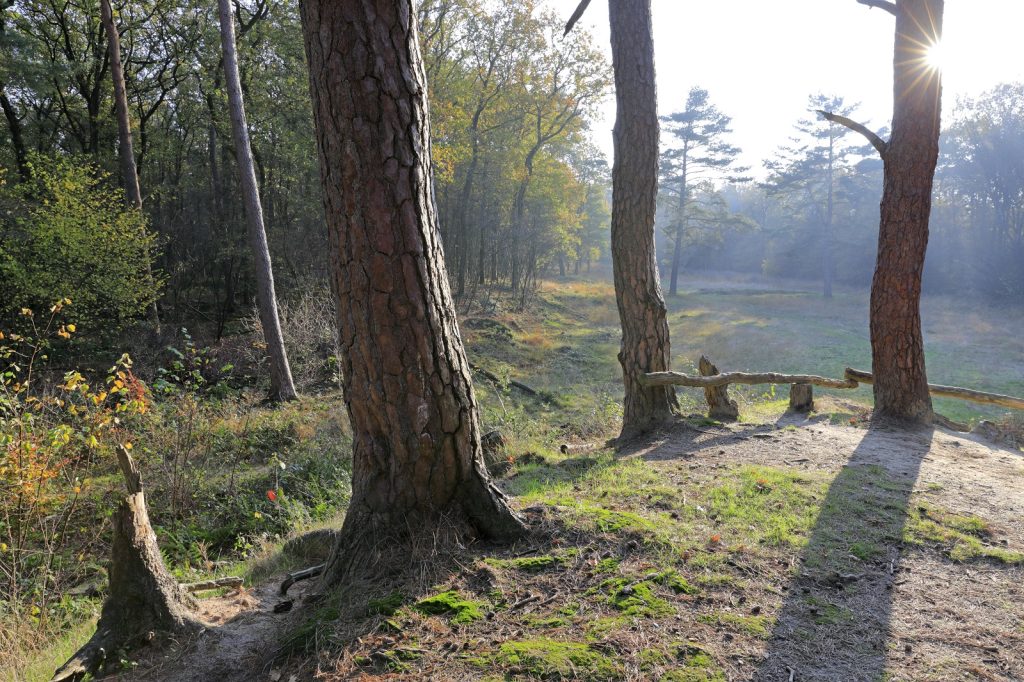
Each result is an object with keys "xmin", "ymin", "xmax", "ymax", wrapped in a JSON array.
[{"xmin": 481, "ymin": 272, "xmax": 1024, "ymax": 426}]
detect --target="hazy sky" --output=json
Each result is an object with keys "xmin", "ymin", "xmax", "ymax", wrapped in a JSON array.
[{"xmin": 548, "ymin": 1, "xmax": 1024, "ymax": 177}]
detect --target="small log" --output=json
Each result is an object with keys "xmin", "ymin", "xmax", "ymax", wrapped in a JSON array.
[
  {"xmin": 789, "ymin": 383, "xmax": 814, "ymax": 413},
  {"xmin": 845, "ymin": 368, "xmax": 1024, "ymax": 412},
  {"xmin": 700, "ymin": 356, "xmax": 738, "ymax": 421},
  {"xmin": 181, "ymin": 576, "xmax": 243, "ymax": 593}
]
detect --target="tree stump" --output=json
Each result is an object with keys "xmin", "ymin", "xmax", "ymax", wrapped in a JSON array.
[
  {"xmin": 789, "ymin": 383, "xmax": 814, "ymax": 413},
  {"xmin": 53, "ymin": 447, "xmax": 202, "ymax": 682},
  {"xmin": 699, "ymin": 356, "xmax": 738, "ymax": 421}
]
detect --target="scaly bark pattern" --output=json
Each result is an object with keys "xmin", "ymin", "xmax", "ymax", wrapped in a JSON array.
[
  {"xmin": 870, "ymin": 0, "xmax": 943, "ymax": 422},
  {"xmin": 299, "ymin": 0, "xmax": 525, "ymax": 581},
  {"xmin": 608, "ymin": 0, "xmax": 678, "ymax": 438}
]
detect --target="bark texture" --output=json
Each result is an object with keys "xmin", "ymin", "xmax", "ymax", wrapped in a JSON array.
[
  {"xmin": 217, "ymin": 0, "xmax": 297, "ymax": 402},
  {"xmin": 608, "ymin": 0, "xmax": 678, "ymax": 438},
  {"xmin": 299, "ymin": 0, "xmax": 525, "ymax": 583},
  {"xmin": 698, "ymin": 355, "xmax": 738, "ymax": 421},
  {"xmin": 870, "ymin": 0, "xmax": 943, "ymax": 423},
  {"xmin": 52, "ymin": 449, "xmax": 200, "ymax": 682}
]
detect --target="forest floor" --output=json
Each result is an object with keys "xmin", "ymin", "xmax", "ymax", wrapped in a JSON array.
[{"xmin": 8, "ymin": 274, "xmax": 1024, "ymax": 681}]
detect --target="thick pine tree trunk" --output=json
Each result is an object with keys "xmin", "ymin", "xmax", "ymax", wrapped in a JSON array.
[
  {"xmin": 608, "ymin": 0, "xmax": 678, "ymax": 438},
  {"xmin": 100, "ymin": 0, "xmax": 161, "ymax": 331},
  {"xmin": 299, "ymin": 0, "xmax": 526, "ymax": 584},
  {"xmin": 870, "ymin": 0, "xmax": 943, "ymax": 423},
  {"xmin": 217, "ymin": 0, "xmax": 297, "ymax": 403}
]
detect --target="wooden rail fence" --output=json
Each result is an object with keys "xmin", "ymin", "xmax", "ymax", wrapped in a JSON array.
[{"xmin": 640, "ymin": 356, "xmax": 1024, "ymax": 418}]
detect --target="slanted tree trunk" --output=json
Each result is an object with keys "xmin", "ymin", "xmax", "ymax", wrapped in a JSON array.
[
  {"xmin": 217, "ymin": 0, "xmax": 297, "ymax": 402},
  {"xmin": 607, "ymin": 0, "xmax": 678, "ymax": 438},
  {"xmin": 53, "ymin": 448, "xmax": 200, "ymax": 682},
  {"xmin": 100, "ymin": 0, "xmax": 161, "ymax": 331},
  {"xmin": 870, "ymin": 0, "xmax": 942, "ymax": 422},
  {"xmin": 299, "ymin": 0, "xmax": 526, "ymax": 585}
]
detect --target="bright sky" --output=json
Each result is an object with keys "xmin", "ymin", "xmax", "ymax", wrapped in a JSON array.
[{"xmin": 548, "ymin": 0, "xmax": 1024, "ymax": 177}]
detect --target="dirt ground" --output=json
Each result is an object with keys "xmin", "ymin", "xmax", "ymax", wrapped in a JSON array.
[{"xmin": 114, "ymin": 404, "xmax": 1024, "ymax": 682}]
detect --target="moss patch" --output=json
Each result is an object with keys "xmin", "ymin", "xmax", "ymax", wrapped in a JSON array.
[
  {"xmin": 603, "ymin": 578, "xmax": 673, "ymax": 618},
  {"xmin": 490, "ymin": 638, "xmax": 622, "ymax": 680},
  {"xmin": 367, "ymin": 591, "xmax": 405, "ymax": 616},
  {"xmin": 697, "ymin": 612, "xmax": 770, "ymax": 638},
  {"xmin": 905, "ymin": 504, "xmax": 1024, "ymax": 564},
  {"xmin": 414, "ymin": 591, "xmax": 485, "ymax": 623},
  {"xmin": 488, "ymin": 554, "xmax": 565, "ymax": 573}
]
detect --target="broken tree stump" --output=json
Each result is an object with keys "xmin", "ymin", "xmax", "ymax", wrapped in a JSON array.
[
  {"xmin": 52, "ymin": 446, "xmax": 202, "ymax": 682},
  {"xmin": 699, "ymin": 356, "xmax": 738, "ymax": 421},
  {"xmin": 789, "ymin": 383, "xmax": 814, "ymax": 412}
]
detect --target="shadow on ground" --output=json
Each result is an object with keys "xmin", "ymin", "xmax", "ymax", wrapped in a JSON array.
[{"xmin": 752, "ymin": 422, "xmax": 934, "ymax": 682}]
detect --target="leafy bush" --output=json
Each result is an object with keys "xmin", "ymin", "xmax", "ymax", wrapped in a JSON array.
[{"xmin": 0, "ymin": 156, "xmax": 162, "ymax": 332}]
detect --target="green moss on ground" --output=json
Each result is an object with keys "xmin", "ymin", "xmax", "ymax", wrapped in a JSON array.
[
  {"xmin": 414, "ymin": 591, "xmax": 486, "ymax": 623},
  {"xmin": 490, "ymin": 638, "xmax": 622, "ymax": 680}
]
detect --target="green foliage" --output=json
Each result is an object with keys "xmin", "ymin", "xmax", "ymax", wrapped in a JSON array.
[{"xmin": 0, "ymin": 157, "xmax": 161, "ymax": 331}]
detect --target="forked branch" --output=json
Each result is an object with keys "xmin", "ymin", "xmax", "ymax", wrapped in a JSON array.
[
  {"xmin": 563, "ymin": 0, "xmax": 592, "ymax": 36},
  {"xmin": 817, "ymin": 110, "xmax": 889, "ymax": 158},
  {"xmin": 856, "ymin": 0, "xmax": 897, "ymax": 16}
]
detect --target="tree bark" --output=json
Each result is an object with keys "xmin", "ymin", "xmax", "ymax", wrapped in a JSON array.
[
  {"xmin": 100, "ymin": 0, "xmax": 161, "ymax": 331},
  {"xmin": 299, "ymin": 0, "xmax": 526, "ymax": 584},
  {"xmin": 217, "ymin": 0, "xmax": 297, "ymax": 402},
  {"xmin": 608, "ymin": 0, "xmax": 678, "ymax": 438},
  {"xmin": 53, "ymin": 448, "xmax": 200, "ymax": 682},
  {"xmin": 0, "ymin": 85, "xmax": 28, "ymax": 181},
  {"xmin": 869, "ymin": 0, "xmax": 943, "ymax": 422}
]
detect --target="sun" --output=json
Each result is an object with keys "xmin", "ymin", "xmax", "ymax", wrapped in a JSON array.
[{"xmin": 925, "ymin": 41, "xmax": 946, "ymax": 70}]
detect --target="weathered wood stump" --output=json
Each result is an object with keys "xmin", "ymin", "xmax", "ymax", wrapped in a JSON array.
[
  {"xmin": 53, "ymin": 447, "xmax": 202, "ymax": 682},
  {"xmin": 699, "ymin": 356, "xmax": 738, "ymax": 421},
  {"xmin": 789, "ymin": 383, "xmax": 814, "ymax": 412}
]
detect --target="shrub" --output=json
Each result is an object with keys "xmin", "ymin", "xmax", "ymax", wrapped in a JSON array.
[{"xmin": 0, "ymin": 156, "xmax": 162, "ymax": 332}]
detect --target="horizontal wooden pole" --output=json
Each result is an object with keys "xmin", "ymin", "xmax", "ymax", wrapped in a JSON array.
[
  {"xmin": 844, "ymin": 368, "xmax": 1024, "ymax": 411},
  {"xmin": 641, "ymin": 370, "xmax": 858, "ymax": 390}
]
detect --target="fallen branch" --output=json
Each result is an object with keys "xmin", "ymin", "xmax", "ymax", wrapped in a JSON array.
[
  {"xmin": 642, "ymin": 370, "xmax": 858, "ymax": 390},
  {"xmin": 280, "ymin": 563, "xmax": 325, "ymax": 595},
  {"xmin": 844, "ymin": 368, "xmax": 1024, "ymax": 411},
  {"xmin": 181, "ymin": 576, "xmax": 243, "ymax": 593}
]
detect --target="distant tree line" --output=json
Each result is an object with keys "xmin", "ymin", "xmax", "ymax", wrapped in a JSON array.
[{"xmin": 659, "ymin": 85, "xmax": 1024, "ymax": 300}]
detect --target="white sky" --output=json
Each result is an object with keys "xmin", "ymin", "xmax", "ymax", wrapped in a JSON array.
[{"xmin": 548, "ymin": 0, "xmax": 1024, "ymax": 177}]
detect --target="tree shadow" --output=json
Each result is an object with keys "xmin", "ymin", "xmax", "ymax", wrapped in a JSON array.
[{"xmin": 753, "ymin": 421, "xmax": 935, "ymax": 682}]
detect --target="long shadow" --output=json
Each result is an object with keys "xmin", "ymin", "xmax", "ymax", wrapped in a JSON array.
[{"xmin": 753, "ymin": 422, "xmax": 934, "ymax": 682}]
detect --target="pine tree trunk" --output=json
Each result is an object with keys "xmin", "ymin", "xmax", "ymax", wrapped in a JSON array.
[
  {"xmin": 0, "ymin": 86, "xmax": 28, "ymax": 181},
  {"xmin": 608, "ymin": 0, "xmax": 678, "ymax": 439},
  {"xmin": 217, "ymin": 0, "xmax": 297, "ymax": 402},
  {"xmin": 299, "ymin": 0, "xmax": 526, "ymax": 583},
  {"xmin": 870, "ymin": 0, "xmax": 942, "ymax": 423},
  {"xmin": 100, "ymin": 0, "xmax": 161, "ymax": 332}
]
